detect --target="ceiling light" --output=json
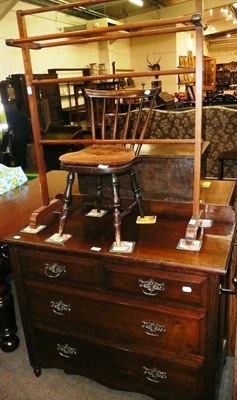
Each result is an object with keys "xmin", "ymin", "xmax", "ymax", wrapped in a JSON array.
[
  {"xmin": 227, "ymin": 33, "xmax": 231, "ymax": 37},
  {"xmin": 129, "ymin": 0, "xmax": 144, "ymax": 6}
]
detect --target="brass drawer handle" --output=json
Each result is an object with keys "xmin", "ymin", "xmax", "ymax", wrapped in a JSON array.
[
  {"xmin": 57, "ymin": 343, "xmax": 76, "ymax": 358},
  {"xmin": 45, "ymin": 262, "xmax": 67, "ymax": 278},
  {"xmin": 141, "ymin": 321, "xmax": 166, "ymax": 336},
  {"xmin": 50, "ymin": 300, "xmax": 71, "ymax": 315},
  {"xmin": 0, "ymin": 244, "xmax": 9, "ymax": 259},
  {"xmin": 139, "ymin": 279, "xmax": 165, "ymax": 296},
  {"xmin": 143, "ymin": 366, "xmax": 167, "ymax": 383},
  {"xmin": 220, "ymin": 243, "xmax": 237, "ymax": 295}
]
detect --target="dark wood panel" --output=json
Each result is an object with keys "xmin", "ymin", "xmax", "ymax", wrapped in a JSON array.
[
  {"xmin": 32, "ymin": 327, "xmax": 205, "ymax": 400},
  {"xmin": 79, "ymin": 143, "xmax": 210, "ymax": 201}
]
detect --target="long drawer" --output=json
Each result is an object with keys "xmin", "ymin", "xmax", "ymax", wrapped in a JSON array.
[
  {"xmin": 24, "ymin": 280, "xmax": 206, "ymax": 357},
  {"xmin": 32, "ymin": 327, "xmax": 205, "ymax": 400}
]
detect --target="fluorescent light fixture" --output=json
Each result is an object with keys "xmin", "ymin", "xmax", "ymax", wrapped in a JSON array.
[{"xmin": 129, "ymin": 0, "xmax": 144, "ymax": 6}]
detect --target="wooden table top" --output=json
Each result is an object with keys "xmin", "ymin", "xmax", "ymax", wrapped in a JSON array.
[
  {"xmin": 200, "ymin": 179, "xmax": 236, "ymax": 206},
  {"xmin": 139, "ymin": 142, "xmax": 209, "ymax": 158},
  {"xmin": 0, "ymin": 170, "xmax": 73, "ymax": 238}
]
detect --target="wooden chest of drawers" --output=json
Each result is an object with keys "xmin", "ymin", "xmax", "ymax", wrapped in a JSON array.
[{"xmin": 6, "ymin": 201, "xmax": 236, "ymax": 400}]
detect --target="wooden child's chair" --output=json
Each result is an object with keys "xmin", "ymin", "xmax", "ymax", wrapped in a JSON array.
[{"xmin": 58, "ymin": 87, "xmax": 159, "ymax": 251}]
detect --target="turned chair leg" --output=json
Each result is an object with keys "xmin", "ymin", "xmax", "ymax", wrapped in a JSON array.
[
  {"xmin": 96, "ymin": 176, "xmax": 103, "ymax": 213},
  {"xmin": 111, "ymin": 174, "xmax": 122, "ymax": 247},
  {"xmin": 129, "ymin": 168, "xmax": 145, "ymax": 217},
  {"xmin": 218, "ymin": 159, "xmax": 224, "ymax": 180},
  {"xmin": 58, "ymin": 171, "xmax": 75, "ymax": 237}
]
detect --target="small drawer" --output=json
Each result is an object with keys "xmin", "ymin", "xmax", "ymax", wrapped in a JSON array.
[
  {"xmin": 17, "ymin": 248, "xmax": 101, "ymax": 288},
  {"xmin": 24, "ymin": 281, "xmax": 206, "ymax": 357},
  {"xmin": 103, "ymin": 263, "xmax": 207, "ymax": 308},
  {"xmin": 32, "ymin": 328, "xmax": 205, "ymax": 400}
]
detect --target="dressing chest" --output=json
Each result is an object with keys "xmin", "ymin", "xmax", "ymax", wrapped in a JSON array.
[{"xmin": 5, "ymin": 200, "xmax": 236, "ymax": 400}]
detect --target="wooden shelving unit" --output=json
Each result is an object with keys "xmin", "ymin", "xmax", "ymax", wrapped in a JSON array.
[
  {"xmin": 0, "ymin": 73, "xmax": 64, "ymax": 129},
  {"xmin": 6, "ymin": 0, "xmax": 205, "ymax": 241},
  {"xmin": 203, "ymin": 55, "xmax": 216, "ymax": 92},
  {"xmin": 216, "ymin": 61, "xmax": 237, "ymax": 90},
  {"xmin": 178, "ymin": 54, "xmax": 216, "ymax": 93},
  {"xmin": 48, "ymin": 68, "xmax": 90, "ymax": 125}
]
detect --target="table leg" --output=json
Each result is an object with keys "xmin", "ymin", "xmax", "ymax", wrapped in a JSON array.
[
  {"xmin": 218, "ymin": 159, "xmax": 224, "ymax": 180},
  {"xmin": 0, "ymin": 280, "xmax": 19, "ymax": 352},
  {"xmin": 0, "ymin": 246, "xmax": 19, "ymax": 352}
]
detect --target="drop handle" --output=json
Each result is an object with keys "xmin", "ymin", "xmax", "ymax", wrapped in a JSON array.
[
  {"xmin": 141, "ymin": 321, "xmax": 166, "ymax": 336},
  {"xmin": 50, "ymin": 300, "xmax": 71, "ymax": 315},
  {"xmin": 220, "ymin": 277, "xmax": 237, "ymax": 295},
  {"xmin": 139, "ymin": 278, "xmax": 165, "ymax": 296},
  {"xmin": 45, "ymin": 262, "xmax": 66, "ymax": 278},
  {"xmin": 0, "ymin": 244, "xmax": 9, "ymax": 259},
  {"xmin": 57, "ymin": 344, "xmax": 76, "ymax": 358},
  {"xmin": 143, "ymin": 366, "xmax": 167, "ymax": 383},
  {"xmin": 220, "ymin": 243, "xmax": 237, "ymax": 295}
]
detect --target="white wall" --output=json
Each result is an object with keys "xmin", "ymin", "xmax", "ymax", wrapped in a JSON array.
[
  {"xmin": 207, "ymin": 43, "xmax": 237, "ymax": 65},
  {"xmin": 0, "ymin": 1, "xmax": 131, "ymax": 80},
  {"xmin": 1, "ymin": 2, "xmax": 98, "ymax": 78},
  {"xmin": 130, "ymin": 33, "xmax": 177, "ymax": 93},
  {"xmin": 1, "ymin": 1, "xmax": 208, "ymax": 95}
]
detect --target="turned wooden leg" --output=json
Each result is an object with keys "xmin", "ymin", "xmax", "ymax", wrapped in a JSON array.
[
  {"xmin": 58, "ymin": 171, "xmax": 75, "ymax": 237},
  {"xmin": 129, "ymin": 168, "xmax": 145, "ymax": 217},
  {"xmin": 111, "ymin": 174, "xmax": 121, "ymax": 247},
  {"xmin": 0, "ymin": 280, "xmax": 19, "ymax": 352},
  {"xmin": 218, "ymin": 159, "xmax": 224, "ymax": 180},
  {"xmin": 96, "ymin": 176, "xmax": 103, "ymax": 213}
]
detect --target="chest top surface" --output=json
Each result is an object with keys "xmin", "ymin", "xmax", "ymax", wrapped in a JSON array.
[{"xmin": 5, "ymin": 198, "xmax": 235, "ymax": 275}]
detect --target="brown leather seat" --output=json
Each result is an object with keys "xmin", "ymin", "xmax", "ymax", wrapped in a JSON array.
[{"xmin": 58, "ymin": 87, "xmax": 159, "ymax": 250}]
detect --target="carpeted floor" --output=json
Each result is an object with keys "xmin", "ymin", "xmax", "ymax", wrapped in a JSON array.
[{"xmin": 0, "ymin": 281, "xmax": 234, "ymax": 400}]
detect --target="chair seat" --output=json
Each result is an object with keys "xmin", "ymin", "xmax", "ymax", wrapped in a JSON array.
[{"xmin": 59, "ymin": 145, "xmax": 135, "ymax": 166}]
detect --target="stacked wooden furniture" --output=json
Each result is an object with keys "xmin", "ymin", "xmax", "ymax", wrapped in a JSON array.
[{"xmin": 4, "ymin": 1, "xmax": 237, "ymax": 399}]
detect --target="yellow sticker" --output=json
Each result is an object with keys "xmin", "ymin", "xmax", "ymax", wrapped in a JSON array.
[
  {"xmin": 136, "ymin": 216, "xmax": 157, "ymax": 224},
  {"xmin": 201, "ymin": 181, "xmax": 211, "ymax": 188}
]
